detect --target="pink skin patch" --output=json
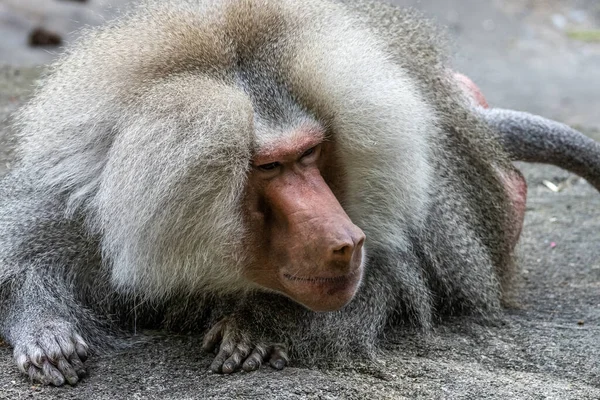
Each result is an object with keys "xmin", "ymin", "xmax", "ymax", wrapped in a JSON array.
[
  {"xmin": 454, "ymin": 72, "xmax": 490, "ymax": 109},
  {"xmin": 453, "ymin": 71, "xmax": 527, "ymax": 250},
  {"xmin": 497, "ymin": 168, "xmax": 528, "ymax": 250}
]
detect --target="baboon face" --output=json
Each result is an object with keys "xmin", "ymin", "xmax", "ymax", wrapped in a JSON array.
[{"xmin": 244, "ymin": 126, "xmax": 365, "ymax": 312}]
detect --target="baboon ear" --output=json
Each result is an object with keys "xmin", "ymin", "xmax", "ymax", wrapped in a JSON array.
[{"xmin": 480, "ymin": 107, "xmax": 600, "ymax": 192}]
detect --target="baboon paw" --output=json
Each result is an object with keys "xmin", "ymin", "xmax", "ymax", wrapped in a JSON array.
[
  {"xmin": 13, "ymin": 321, "xmax": 89, "ymax": 386},
  {"xmin": 201, "ymin": 316, "xmax": 288, "ymax": 374}
]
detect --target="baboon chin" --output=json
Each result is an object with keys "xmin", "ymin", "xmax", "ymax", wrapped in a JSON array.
[{"xmin": 1, "ymin": 0, "xmax": 599, "ymax": 386}]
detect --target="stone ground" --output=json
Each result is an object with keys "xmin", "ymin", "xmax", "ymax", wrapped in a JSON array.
[{"xmin": 0, "ymin": 0, "xmax": 599, "ymax": 399}]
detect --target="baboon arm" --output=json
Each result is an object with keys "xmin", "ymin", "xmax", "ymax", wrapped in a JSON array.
[
  {"xmin": 0, "ymin": 267, "xmax": 90, "ymax": 386},
  {"xmin": 0, "ymin": 171, "xmax": 100, "ymax": 386}
]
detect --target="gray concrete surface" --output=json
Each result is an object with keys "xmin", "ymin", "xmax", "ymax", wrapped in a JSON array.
[{"xmin": 0, "ymin": 1, "xmax": 599, "ymax": 399}]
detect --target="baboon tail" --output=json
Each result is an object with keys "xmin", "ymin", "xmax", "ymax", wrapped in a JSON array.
[{"xmin": 481, "ymin": 108, "xmax": 600, "ymax": 192}]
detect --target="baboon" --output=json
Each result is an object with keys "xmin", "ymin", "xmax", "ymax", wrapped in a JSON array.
[{"xmin": 1, "ymin": 0, "xmax": 599, "ymax": 386}]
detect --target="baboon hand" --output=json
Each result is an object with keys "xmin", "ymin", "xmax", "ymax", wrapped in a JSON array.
[
  {"xmin": 202, "ymin": 316, "xmax": 288, "ymax": 374},
  {"xmin": 13, "ymin": 320, "xmax": 88, "ymax": 386}
]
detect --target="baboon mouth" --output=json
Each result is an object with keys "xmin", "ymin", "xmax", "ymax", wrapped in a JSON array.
[
  {"xmin": 280, "ymin": 267, "xmax": 362, "ymax": 295},
  {"xmin": 282, "ymin": 272, "xmax": 355, "ymax": 283},
  {"xmin": 280, "ymin": 267, "xmax": 363, "ymax": 312}
]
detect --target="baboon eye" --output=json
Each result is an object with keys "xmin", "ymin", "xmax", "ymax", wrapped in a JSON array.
[
  {"xmin": 299, "ymin": 145, "xmax": 321, "ymax": 165},
  {"xmin": 301, "ymin": 147, "xmax": 315, "ymax": 158},
  {"xmin": 257, "ymin": 162, "xmax": 281, "ymax": 171}
]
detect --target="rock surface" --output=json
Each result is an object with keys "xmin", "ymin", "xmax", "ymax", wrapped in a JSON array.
[{"xmin": 0, "ymin": 1, "xmax": 599, "ymax": 399}]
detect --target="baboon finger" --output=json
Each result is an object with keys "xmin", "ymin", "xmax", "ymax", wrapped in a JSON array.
[
  {"xmin": 72, "ymin": 334, "xmax": 89, "ymax": 362},
  {"xmin": 27, "ymin": 345, "xmax": 46, "ymax": 368},
  {"xmin": 54, "ymin": 333, "xmax": 76, "ymax": 359},
  {"xmin": 68, "ymin": 353, "xmax": 87, "ymax": 378},
  {"xmin": 56, "ymin": 357, "xmax": 79, "ymax": 385},
  {"xmin": 202, "ymin": 322, "xmax": 225, "ymax": 353},
  {"xmin": 242, "ymin": 344, "xmax": 268, "ymax": 372},
  {"xmin": 209, "ymin": 345, "xmax": 234, "ymax": 373},
  {"xmin": 42, "ymin": 361, "xmax": 66, "ymax": 386},
  {"xmin": 15, "ymin": 352, "xmax": 30, "ymax": 374},
  {"xmin": 37, "ymin": 336, "xmax": 66, "ymax": 366},
  {"xmin": 28, "ymin": 365, "xmax": 51, "ymax": 386},
  {"xmin": 268, "ymin": 344, "xmax": 289, "ymax": 370},
  {"xmin": 222, "ymin": 343, "xmax": 252, "ymax": 374}
]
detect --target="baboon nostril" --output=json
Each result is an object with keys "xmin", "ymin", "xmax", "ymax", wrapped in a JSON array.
[
  {"xmin": 356, "ymin": 237, "xmax": 365, "ymax": 249},
  {"xmin": 333, "ymin": 245, "xmax": 351, "ymax": 256}
]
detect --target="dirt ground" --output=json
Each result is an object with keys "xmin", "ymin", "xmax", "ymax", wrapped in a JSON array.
[{"xmin": 0, "ymin": 1, "xmax": 599, "ymax": 399}]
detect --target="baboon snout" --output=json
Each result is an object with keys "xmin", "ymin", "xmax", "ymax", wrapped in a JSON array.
[{"xmin": 275, "ymin": 211, "xmax": 366, "ymax": 312}]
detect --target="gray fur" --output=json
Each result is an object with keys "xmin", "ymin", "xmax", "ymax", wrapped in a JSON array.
[{"xmin": 0, "ymin": 0, "xmax": 598, "ymax": 386}]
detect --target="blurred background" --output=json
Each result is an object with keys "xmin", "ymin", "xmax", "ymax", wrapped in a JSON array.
[{"xmin": 0, "ymin": 0, "xmax": 599, "ymax": 129}]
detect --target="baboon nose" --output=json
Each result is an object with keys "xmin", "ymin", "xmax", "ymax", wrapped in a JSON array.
[{"xmin": 331, "ymin": 229, "xmax": 365, "ymax": 264}]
